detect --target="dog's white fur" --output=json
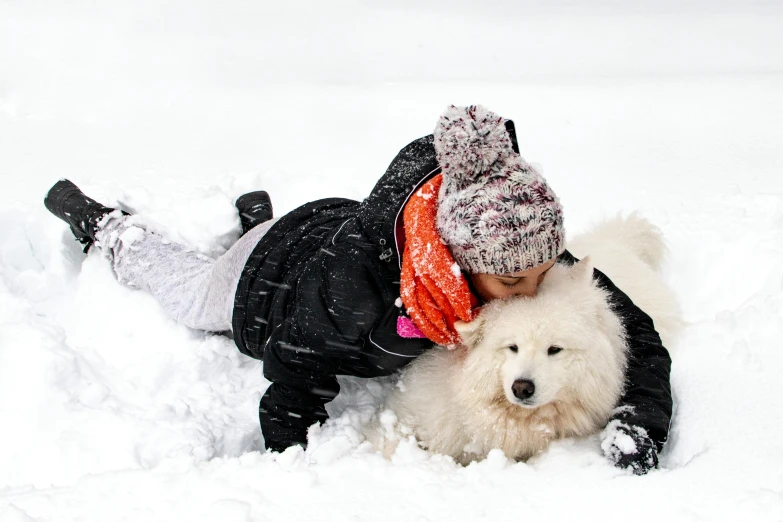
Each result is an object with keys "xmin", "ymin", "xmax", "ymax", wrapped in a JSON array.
[{"xmin": 379, "ymin": 214, "xmax": 680, "ymax": 465}]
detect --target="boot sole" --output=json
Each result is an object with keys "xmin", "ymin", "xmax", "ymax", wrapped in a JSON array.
[{"xmin": 235, "ymin": 191, "xmax": 273, "ymax": 231}]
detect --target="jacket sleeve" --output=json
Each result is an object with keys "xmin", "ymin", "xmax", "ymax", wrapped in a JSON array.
[
  {"xmin": 259, "ymin": 242, "xmax": 429, "ymax": 452},
  {"xmin": 558, "ymin": 251, "xmax": 673, "ymax": 452},
  {"xmin": 260, "ymin": 317, "xmax": 339, "ymax": 452}
]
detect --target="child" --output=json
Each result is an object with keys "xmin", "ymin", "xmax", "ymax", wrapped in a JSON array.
[{"xmin": 44, "ymin": 105, "xmax": 671, "ymax": 475}]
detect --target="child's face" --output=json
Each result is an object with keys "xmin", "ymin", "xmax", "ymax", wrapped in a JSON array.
[{"xmin": 468, "ymin": 258, "xmax": 557, "ymax": 302}]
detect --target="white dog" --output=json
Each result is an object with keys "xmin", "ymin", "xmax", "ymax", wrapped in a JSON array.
[{"xmin": 379, "ymin": 214, "xmax": 680, "ymax": 465}]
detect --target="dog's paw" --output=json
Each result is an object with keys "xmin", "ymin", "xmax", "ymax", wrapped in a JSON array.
[{"xmin": 600, "ymin": 420, "xmax": 658, "ymax": 475}]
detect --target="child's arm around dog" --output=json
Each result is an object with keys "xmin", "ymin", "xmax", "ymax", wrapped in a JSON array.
[{"xmin": 560, "ymin": 250, "xmax": 672, "ymax": 474}]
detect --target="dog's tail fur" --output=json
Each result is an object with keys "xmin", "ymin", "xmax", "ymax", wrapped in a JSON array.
[{"xmin": 570, "ymin": 213, "xmax": 667, "ymax": 271}]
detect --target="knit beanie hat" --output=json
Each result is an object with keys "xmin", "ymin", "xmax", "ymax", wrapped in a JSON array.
[{"xmin": 434, "ymin": 105, "xmax": 565, "ymax": 275}]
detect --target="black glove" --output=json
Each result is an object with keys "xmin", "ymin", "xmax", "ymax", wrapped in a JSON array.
[{"xmin": 601, "ymin": 420, "xmax": 659, "ymax": 475}]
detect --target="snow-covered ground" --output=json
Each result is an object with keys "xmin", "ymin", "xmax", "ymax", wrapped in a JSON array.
[{"xmin": 2, "ymin": 1, "xmax": 782, "ymax": 521}]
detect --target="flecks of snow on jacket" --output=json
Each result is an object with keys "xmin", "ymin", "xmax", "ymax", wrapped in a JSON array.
[{"xmin": 450, "ymin": 262, "xmax": 461, "ymax": 277}]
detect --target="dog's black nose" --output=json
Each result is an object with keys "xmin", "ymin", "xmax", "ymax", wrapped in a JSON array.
[{"xmin": 512, "ymin": 379, "xmax": 535, "ymax": 400}]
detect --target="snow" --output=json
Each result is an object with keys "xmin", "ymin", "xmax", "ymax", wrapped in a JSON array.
[
  {"xmin": 2, "ymin": 1, "xmax": 783, "ymax": 521},
  {"xmin": 117, "ymin": 225, "xmax": 145, "ymax": 248},
  {"xmin": 601, "ymin": 421, "xmax": 639, "ymax": 456},
  {"xmin": 416, "ymin": 188, "xmax": 432, "ymax": 200}
]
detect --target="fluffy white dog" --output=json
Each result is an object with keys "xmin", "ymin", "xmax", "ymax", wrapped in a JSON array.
[{"xmin": 379, "ymin": 214, "xmax": 680, "ymax": 465}]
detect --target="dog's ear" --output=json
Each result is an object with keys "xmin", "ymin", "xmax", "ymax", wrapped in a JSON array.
[
  {"xmin": 570, "ymin": 256, "xmax": 594, "ymax": 284},
  {"xmin": 455, "ymin": 316, "xmax": 484, "ymax": 349}
]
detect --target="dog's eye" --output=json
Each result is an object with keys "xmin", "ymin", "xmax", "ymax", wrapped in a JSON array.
[
  {"xmin": 508, "ymin": 345, "xmax": 518, "ymax": 353},
  {"xmin": 547, "ymin": 346, "xmax": 563, "ymax": 356}
]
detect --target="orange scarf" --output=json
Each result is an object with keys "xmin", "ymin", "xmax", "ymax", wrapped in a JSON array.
[{"xmin": 400, "ymin": 174, "xmax": 480, "ymax": 345}]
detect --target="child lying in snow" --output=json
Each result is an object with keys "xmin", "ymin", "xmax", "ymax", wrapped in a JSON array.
[{"xmin": 44, "ymin": 104, "xmax": 671, "ymax": 474}]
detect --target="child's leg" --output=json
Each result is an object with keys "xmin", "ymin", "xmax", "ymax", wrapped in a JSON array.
[{"xmin": 98, "ymin": 217, "xmax": 277, "ymax": 332}]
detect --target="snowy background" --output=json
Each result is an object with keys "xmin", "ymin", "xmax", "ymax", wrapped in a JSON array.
[{"xmin": 2, "ymin": 1, "xmax": 783, "ymax": 521}]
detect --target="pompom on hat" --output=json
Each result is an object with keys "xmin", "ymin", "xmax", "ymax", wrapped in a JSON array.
[{"xmin": 434, "ymin": 105, "xmax": 566, "ymax": 274}]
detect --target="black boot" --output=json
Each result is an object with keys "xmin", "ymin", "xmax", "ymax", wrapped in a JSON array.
[
  {"xmin": 44, "ymin": 179, "xmax": 123, "ymax": 253},
  {"xmin": 235, "ymin": 191, "xmax": 273, "ymax": 236}
]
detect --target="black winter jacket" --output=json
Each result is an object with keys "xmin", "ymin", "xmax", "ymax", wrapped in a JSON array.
[{"xmin": 232, "ymin": 132, "xmax": 673, "ymax": 453}]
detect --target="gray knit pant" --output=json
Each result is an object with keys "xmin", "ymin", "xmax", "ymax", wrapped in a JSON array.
[{"xmin": 97, "ymin": 217, "xmax": 277, "ymax": 332}]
